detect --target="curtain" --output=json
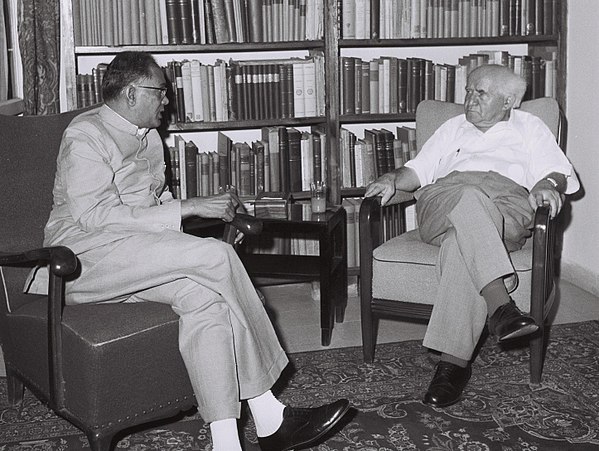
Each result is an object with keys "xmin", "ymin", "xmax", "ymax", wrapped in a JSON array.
[
  {"xmin": 1, "ymin": 0, "xmax": 9, "ymax": 100},
  {"xmin": 18, "ymin": 0, "xmax": 60, "ymax": 115}
]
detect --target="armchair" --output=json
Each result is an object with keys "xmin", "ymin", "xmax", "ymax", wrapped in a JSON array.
[
  {"xmin": 0, "ymin": 108, "xmax": 261, "ymax": 450},
  {"xmin": 359, "ymin": 98, "xmax": 561, "ymax": 384}
]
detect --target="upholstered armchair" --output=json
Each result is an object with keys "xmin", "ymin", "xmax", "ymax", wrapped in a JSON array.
[
  {"xmin": 0, "ymin": 108, "xmax": 260, "ymax": 450},
  {"xmin": 359, "ymin": 98, "xmax": 562, "ymax": 384}
]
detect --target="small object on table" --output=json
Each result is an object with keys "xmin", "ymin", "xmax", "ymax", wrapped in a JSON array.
[{"xmin": 310, "ymin": 181, "xmax": 327, "ymax": 213}]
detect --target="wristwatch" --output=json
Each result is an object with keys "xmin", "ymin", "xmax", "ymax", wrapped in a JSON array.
[{"xmin": 544, "ymin": 177, "xmax": 559, "ymax": 189}]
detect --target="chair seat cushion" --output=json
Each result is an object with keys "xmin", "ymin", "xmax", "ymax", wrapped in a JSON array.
[
  {"xmin": 372, "ymin": 229, "xmax": 532, "ymax": 309},
  {"xmin": 5, "ymin": 299, "xmax": 196, "ymax": 429}
]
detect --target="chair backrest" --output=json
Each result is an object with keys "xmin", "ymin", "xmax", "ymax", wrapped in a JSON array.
[
  {"xmin": 1, "ymin": 108, "xmax": 94, "ymax": 252},
  {"xmin": 415, "ymin": 98, "xmax": 560, "ymax": 151},
  {"xmin": 0, "ymin": 107, "xmax": 95, "ymax": 307}
]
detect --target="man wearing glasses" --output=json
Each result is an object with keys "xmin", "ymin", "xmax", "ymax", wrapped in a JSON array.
[{"xmin": 41, "ymin": 52, "xmax": 349, "ymax": 451}]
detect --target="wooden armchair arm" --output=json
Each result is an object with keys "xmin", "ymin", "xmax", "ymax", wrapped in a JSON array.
[
  {"xmin": 0, "ymin": 245, "xmax": 78, "ymax": 276},
  {"xmin": 530, "ymin": 205, "xmax": 557, "ymax": 321},
  {"xmin": 358, "ymin": 192, "xmax": 415, "ymax": 255},
  {"xmin": 0, "ymin": 245, "xmax": 77, "ymax": 409},
  {"xmin": 358, "ymin": 193, "xmax": 416, "ymax": 290}
]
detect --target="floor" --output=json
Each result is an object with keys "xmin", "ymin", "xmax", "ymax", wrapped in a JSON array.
[
  {"xmin": 258, "ymin": 277, "xmax": 599, "ymax": 353},
  {"xmin": 1, "ymin": 277, "xmax": 597, "ymax": 377}
]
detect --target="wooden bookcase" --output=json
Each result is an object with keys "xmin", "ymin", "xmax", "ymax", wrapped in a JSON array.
[{"xmin": 60, "ymin": 0, "xmax": 566, "ymax": 244}]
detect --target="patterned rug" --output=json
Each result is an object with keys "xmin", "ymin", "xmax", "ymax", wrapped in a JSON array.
[{"xmin": 1, "ymin": 320, "xmax": 598, "ymax": 450}]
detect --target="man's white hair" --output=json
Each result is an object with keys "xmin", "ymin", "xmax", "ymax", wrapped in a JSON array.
[{"xmin": 468, "ymin": 64, "xmax": 528, "ymax": 107}]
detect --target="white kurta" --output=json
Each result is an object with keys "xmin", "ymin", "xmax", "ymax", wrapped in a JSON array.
[{"xmin": 41, "ymin": 105, "xmax": 288, "ymax": 422}]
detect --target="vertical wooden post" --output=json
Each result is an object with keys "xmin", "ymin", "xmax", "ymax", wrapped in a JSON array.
[
  {"xmin": 60, "ymin": 0, "xmax": 77, "ymax": 111},
  {"xmin": 324, "ymin": 0, "xmax": 340, "ymax": 205}
]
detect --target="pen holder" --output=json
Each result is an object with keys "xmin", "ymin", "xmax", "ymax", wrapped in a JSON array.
[{"xmin": 310, "ymin": 181, "xmax": 327, "ymax": 213}]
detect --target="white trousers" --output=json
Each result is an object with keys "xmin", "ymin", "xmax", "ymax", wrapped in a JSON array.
[{"xmin": 65, "ymin": 230, "xmax": 288, "ymax": 422}]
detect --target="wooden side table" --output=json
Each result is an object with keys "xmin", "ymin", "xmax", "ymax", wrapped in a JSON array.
[{"xmin": 239, "ymin": 204, "xmax": 348, "ymax": 346}]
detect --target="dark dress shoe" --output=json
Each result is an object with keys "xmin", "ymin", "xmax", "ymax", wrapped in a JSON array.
[
  {"xmin": 488, "ymin": 299, "xmax": 539, "ymax": 342},
  {"xmin": 258, "ymin": 399, "xmax": 350, "ymax": 451},
  {"xmin": 423, "ymin": 361, "xmax": 471, "ymax": 408}
]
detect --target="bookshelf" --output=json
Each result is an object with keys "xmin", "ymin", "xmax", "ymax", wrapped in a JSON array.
[{"xmin": 59, "ymin": 0, "xmax": 566, "ymax": 270}]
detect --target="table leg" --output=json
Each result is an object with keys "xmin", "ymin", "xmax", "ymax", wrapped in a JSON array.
[
  {"xmin": 334, "ymin": 208, "xmax": 348, "ymax": 323},
  {"xmin": 319, "ymin": 228, "xmax": 334, "ymax": 346}
]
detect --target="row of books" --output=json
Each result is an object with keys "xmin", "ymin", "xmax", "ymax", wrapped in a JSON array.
[
  {"xmin": 340, "ymin": 125, "xmax": 417, "ymax": 189},
  {"xmin": 166, "ymin": 55, "xmax": 325, "ymax": 123},
  {"xmin": 73, "ymin": 0, "xmax": 324, "ymax": 47},
  {"xmin": 340, "ymin": 50, "xmax": 556, "ymax": 115},
  {"xmin": 76, "ymin": 67, "xmax": 106, "ymax": 108},
  {"xmin": 76, "ymin": 54, "xmax": 325, "ymax": 121},
  {"xmin": 167, "ymin": 126, "xmax": 327, "ymax": 199},
  {"xmin": 341, "ymin": 0, "xmax": 557, "ymax": 40}
]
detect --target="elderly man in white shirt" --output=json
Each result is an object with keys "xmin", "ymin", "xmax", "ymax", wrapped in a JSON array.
[{"xmin": 365, "ymin": 64, "xmax": 579, "ymax": 409}]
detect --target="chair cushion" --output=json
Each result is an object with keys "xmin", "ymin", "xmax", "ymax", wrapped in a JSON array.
[
  {"xmin": 372, "ymin": 230, "xmax": 532, "ymax": 310},
  {"xmin": 5, "ymin": 299, "xmax": 196, "ymax": 429}
]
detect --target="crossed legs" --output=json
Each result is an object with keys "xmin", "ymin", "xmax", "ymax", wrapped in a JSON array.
[
  {"xmin": 415, "ymin": 172, "xmax": 536, "ymax": 406},
  {"xmin": 65, "ymin": 230, "xmax": 349, "ymax": 449}
]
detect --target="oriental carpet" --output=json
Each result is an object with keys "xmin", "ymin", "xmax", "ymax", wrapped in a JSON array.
[{"xmin": 1, "ymin": 320, "xmax": 598, "ymax": 450}]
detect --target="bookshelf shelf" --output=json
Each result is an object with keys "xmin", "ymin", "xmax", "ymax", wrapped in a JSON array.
[
  {"xmin": 74, "ymin": 41, "xmax": 325, "ymax": 55},
  {"xmin": 339, "ymin": 34, "xmax": 560, "ymax": 48},
  {"xmin": 340, "ymin": 113, "xmax": 416, "ymax": 124},
  {"xmin": 167, "ymin": 116, "xmax": 326, "ymax": 132}
]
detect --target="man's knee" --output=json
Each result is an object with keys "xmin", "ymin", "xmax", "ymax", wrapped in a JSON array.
[{"xmin": 453, "ymin": 184, "xmax": 488, "ymax": 204}]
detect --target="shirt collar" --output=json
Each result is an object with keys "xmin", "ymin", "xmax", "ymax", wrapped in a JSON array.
[
  {"xmin": 460, "ymin": 109, "xmax": 515, "ymax": 134},
  {"xmin": 99, "ymin": 104, "xmax": 149, "ymax": 137}
]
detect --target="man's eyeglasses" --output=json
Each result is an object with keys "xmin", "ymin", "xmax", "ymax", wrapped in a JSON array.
[{"xmin": 135, "ymin": 85, "xmax": 168, "ymax": 99}]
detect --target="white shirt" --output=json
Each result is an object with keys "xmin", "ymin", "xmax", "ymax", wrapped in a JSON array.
[{"xmin": 405, "ymin": 109, "xmax": 579, "ymax": 194}]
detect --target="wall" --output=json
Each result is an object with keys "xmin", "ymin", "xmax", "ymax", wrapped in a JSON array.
[{"xmin": 562, "ymin": 0, "xmax": 599, "ymax": 295}]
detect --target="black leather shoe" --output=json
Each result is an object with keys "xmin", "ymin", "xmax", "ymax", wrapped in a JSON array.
[
  {"xmin": 423, "ymin": 361, "xmax": 471, "ymax": 408},
  {"xmin": 488, "ymin": 299, "xmax": 539, "ymax": 342},
  {"xmin": 258, "ymin": 399, "xmax": 350, "ymax": 451}
]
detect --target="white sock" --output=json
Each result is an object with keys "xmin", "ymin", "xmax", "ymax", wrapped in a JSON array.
[
  {"xmin": 247, "ymin": 390, "xmax": 286, "ymax": 437},
  {"xmin": 209, "ymin": 418, "xmax": 242, "ymax": 451}
]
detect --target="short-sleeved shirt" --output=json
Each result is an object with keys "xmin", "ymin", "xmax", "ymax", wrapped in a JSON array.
[{"xmin": 404, "ymin": 108, "xmax": 579, "ymax": 194}]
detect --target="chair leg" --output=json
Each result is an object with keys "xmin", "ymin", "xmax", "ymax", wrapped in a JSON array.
[
  {"xmin": 6, "ymin": 369, "xmax": 24, "ymax": 405},
  {"xmin": 360, "ymin": 274, "xmax": 377, "ymax": 362},
  {"xmin": 87, "ymin": 431, "xmax": 114, "ymax": 451},
  {"xmin": 361, "ymin": 316, "xmax": 378, "ymax": 363},
  {"xmin": 529, "ymin": 326, "xmax": 545, "ymax": 384}
]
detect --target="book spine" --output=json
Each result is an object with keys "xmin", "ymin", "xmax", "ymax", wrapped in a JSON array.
[
  {"xmin": 165, "ymin": 0, "xmax": 180, "ymax": 43},
  {"xmin": 361, "ymin": 61, "xmax": 370, "ymax": 114},
  {"xmin": 342, "ymin": 57, "xmax": 355, "ymax": 114},
  {"xmin": 190, "ymin": 60, "xmax": 204, "ymax": 121},
  {"xmin": 247, "ymin": 0, "xmax": 264, "ymax": 42},
  {"xmin": 278, "ymin": 127, "xmax": 290, "ymax": 192},
  {"xmin": 185, "ymin": 141, "xmax": 199, "ymax": 198},
  {"xmin": 292, "ymin": 62, "xmax": 305, "ymax": 118},
  {"xmin": 239, "ymin": 143, "xmax": 252, "ymax": 196},
  {"xmin": 287, "ymin": 128, "xmax": 303, "ymax": 192},
  {"xmin": 223, "ymin": 0, "xmax": 237, "ymax": 41},
  {"xmin": 211, "ymin": 0, "xmax": 231, "ymax": 42},
  {"xmin": 179, "ymin": 0, "xmax": 195, "ymax": 43}
]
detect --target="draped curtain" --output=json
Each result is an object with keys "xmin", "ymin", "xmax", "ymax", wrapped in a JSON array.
[
  {"xmin": 0, "ymin": 0, "xmax": 8, "ymax": 101},
  {"xmin": 18, "ymin": 0, "xmax": 60, "ymax": 115}
]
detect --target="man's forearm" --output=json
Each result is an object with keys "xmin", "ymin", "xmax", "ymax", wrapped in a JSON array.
[
  {"xmin": 393, "ymin": 165, "xmax": 421, "ymax": 192},
  {"xmin": 534, "ymin": 172, "xmax": 567, "ymax": 194}
]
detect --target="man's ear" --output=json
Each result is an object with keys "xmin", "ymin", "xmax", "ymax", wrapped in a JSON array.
[
  {"xmin": 125, "ymin": 86, "xmax": 137, "ymax": 106},
  {"xmin": 503, "ymin": 95, "xmax": 518, "ymax": 110}
]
